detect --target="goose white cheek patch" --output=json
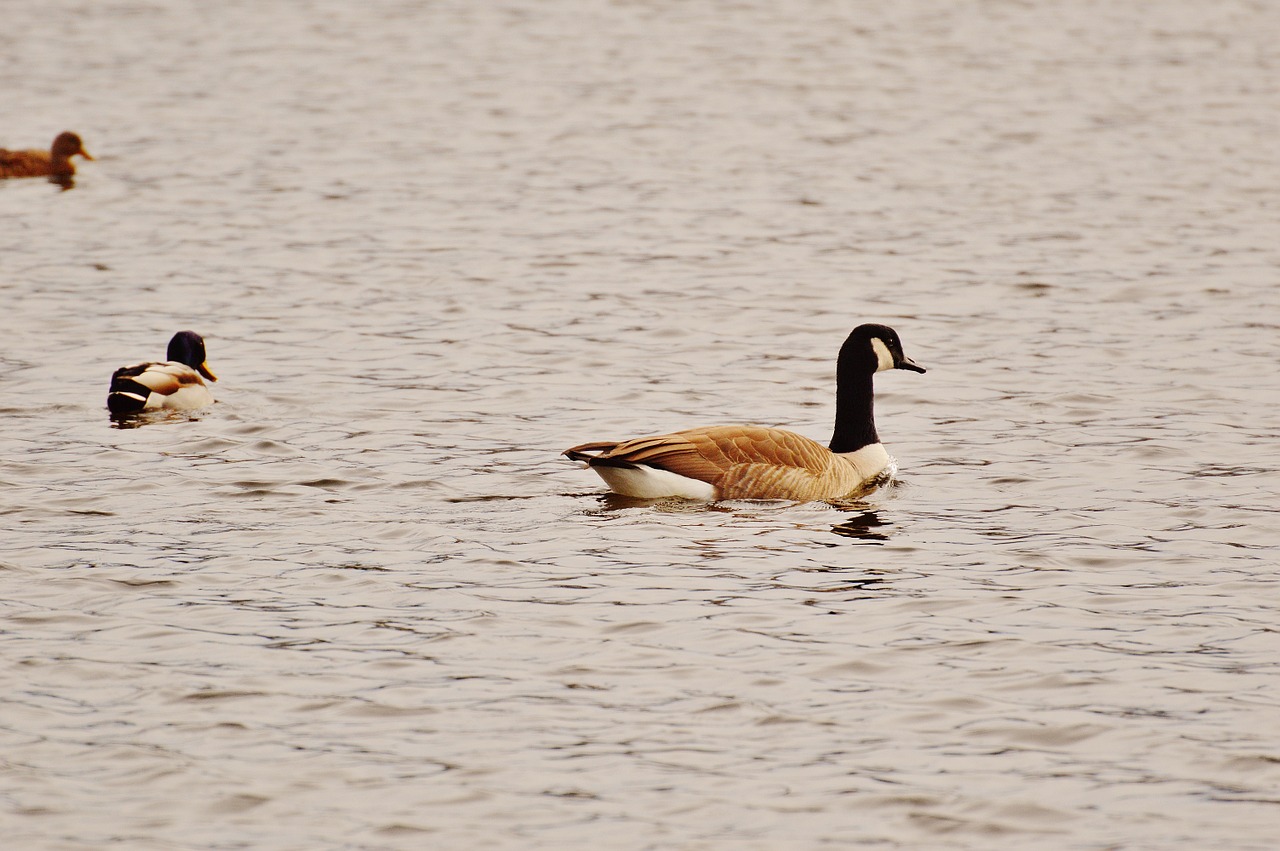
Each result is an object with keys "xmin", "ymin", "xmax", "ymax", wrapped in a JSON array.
[{"xmin": 871, "ymin": 338, "xmax": 896, "ymax": 372}]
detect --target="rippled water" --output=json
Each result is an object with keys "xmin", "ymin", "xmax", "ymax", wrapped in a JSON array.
[{"xmin": 3, "ymin": 1, "xmax": 1279, "ymax": 848}]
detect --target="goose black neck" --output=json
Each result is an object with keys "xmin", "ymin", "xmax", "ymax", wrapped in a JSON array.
[{"xmin": 829, "ymin": 363, "xmax": 878, "ymax": 454}]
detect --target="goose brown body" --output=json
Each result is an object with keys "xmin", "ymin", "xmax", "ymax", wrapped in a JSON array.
[
  {"xmin": 565, "ymin": 426, "xmax": 892, "ymax": 501},
  {"xmin": 563, "ymin": 323, "xmax": 925, "ymax": 502},
  {"xmin": 0, "ymin": 132, "xmax": 94, "ymax": 178}
]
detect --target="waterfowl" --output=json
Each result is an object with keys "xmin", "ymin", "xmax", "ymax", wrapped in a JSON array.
[
  {"xmin": 106, "ymin": 331, "xmax": 218, "ymax": 415},
  {"xmin": 563, "ymin": 323, "xmax": 925, "ymax": 501},
  {"xmin": 0, "ymin": 132, "xmax": 94, "ymax": 179}
]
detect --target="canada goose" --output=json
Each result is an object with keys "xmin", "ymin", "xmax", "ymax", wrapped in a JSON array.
[
  {"xmin": 0, "ymin": 132, "xmax": 94, "ymax": 179},
  {"xmin": 106, "ymin": 331, "xmax": 218, "ymax": 415},
  {"xmin": 563, "ymin": 323, "xmax": 925, "ymax": 501}
]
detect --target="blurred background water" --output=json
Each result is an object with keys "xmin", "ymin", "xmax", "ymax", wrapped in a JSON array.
[{"xmin": 2, "ymin": 1, "xmax": 1278, "ymax": 848}]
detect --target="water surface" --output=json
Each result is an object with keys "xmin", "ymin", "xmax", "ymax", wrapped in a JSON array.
[{"xmin": 2, "ymin": 1, "xmax": 1278, "ymax": 848}]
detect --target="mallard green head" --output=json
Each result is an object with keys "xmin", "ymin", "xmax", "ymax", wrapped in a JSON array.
[{"xmin": 167, "ymin": 330, "xmax": 217, "ymax": 381}]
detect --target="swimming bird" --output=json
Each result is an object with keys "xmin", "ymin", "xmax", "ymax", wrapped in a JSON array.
[
  {"xmin": 563, "ymin": 323, "xmax": 925, "ymax": 501},
  {"xmin": 107, "ymin": 331, "xmax": 218, "ymax": 415},
  {"xmin": 0, "ymin": 132, "xmax": 94, "ymax": 179}
]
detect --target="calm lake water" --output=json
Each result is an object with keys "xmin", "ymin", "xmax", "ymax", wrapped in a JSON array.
[{"xmin": 3, "ymin": 1, "xmax": 1278, "ymax": 848}]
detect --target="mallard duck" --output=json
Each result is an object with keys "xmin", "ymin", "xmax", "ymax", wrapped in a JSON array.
[
  {"xmin": 563, "ymin": 324, "xmax": 925, "ymax": 501},
  {"xmin": 107, "ymin": 331, "xmax": 218, "ymax": 414},
  {"xmin": 0, "ymin": 132, "xmax": 94, "ymax": 179}
]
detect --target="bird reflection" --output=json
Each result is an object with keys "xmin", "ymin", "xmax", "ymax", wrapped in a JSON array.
[
  {"xmin": 109, "ymin": 411, "xmax": 150, "ymax": 429},
  {"xmin": 108, "ymin": 409, "xmax": 202, "ymax": 429},
  {"xmin": 591, "ymin": 492, "xmax": 729, "ymax": 513},
  {"xmin": 584, "ymin": 493, "xmax": 899, "ymax": 536},
  {"xmin": 829, "ymin": 509, "xmax": 891, "ymax": 542}
]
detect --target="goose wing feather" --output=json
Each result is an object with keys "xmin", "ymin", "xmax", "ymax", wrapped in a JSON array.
[
  {"xmin": 675, "ymin": 426, "xmax": 834, "ymax": 472},
  {"xmin": 592, "ymin": 430, "xmax": 730, "ymax": 483},
  {"xmin": 571, "ymin": 425, "xmax": 852, "ymax": 500},
  {"xmin": 680, "ymin": 427, "xmax": 853, "ymax": 499}
]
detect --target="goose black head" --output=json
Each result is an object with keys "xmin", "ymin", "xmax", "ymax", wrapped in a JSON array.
[{"xmin": 841, "ymin": 324, "xmax": 926, "ymax": 375}]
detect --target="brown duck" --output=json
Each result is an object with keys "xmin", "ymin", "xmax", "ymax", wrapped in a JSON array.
[
  {"xmin": 0, "ymin": 132, "xmax": 94, "ymax": 179},
  {"xmin": 564, "ymin": 324, "xmax": 926, "ymax": 502}
]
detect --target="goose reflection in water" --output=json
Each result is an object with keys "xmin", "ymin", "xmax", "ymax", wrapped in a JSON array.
[
  {"xmin": 586, "ymin": 493, "xmax": 894, "ymax": 544},
  {"xmin": 591, "ymin": 492, "xmax": 735, "ymax": 513},
  {"xmin": 830, "ymin": 509, "xmax": 891, "ymax": 542}
]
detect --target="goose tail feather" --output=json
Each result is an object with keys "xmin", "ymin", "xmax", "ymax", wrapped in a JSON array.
[{"xmin": 563, "ymin": 441, "xmax": 622, "ymax": 464}]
